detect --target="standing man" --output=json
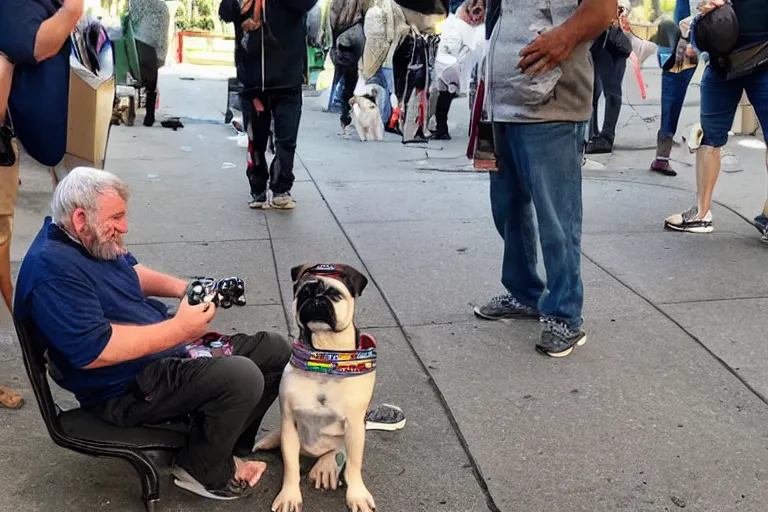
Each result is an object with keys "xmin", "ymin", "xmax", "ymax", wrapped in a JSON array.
[
  {"xmin": 585, "ymin": 3, "xmax": 631, "ymax": 155},
  {"xmin": 219, "ymin": 0, "xmax": 317, "ymax": 210},
  {"xmin": 1, "ymin": 0, "xmax": 84, "ymax": 408},
  {"xmin": 129, "ymin": 0, "xmax": 171, "ymax": 127},
  {"xmin": 474, "ymin": 0, "xmax": 616, "ymax": 357},
  {"xmin": 664, "ymin": 0, "xmax": 768, "ymax": 238},
  {"xmin": 329, "ymin": 0, "xmax": 367, "ymax": 135}
]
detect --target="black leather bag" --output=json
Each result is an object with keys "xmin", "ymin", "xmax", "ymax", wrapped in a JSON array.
[
  {"xmin": 604, "ymin": 27, "xmax": 632, "ymax": 58},
  {"xmin": 0, "ymin": 124, "xmax": 16, "ymax": 168}
]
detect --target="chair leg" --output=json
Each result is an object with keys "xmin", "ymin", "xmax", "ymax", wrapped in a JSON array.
[{"xmin": 125, "ymin": 451, "xmax": 161, "ymax": 511}]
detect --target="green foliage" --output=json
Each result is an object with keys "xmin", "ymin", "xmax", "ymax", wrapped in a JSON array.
[
  {"xmin": 175, "ymin": 0, "xmax": 215, "ymax": 33},
  {"xmin": 197, "ymin": 0, "xmax": 213, "ymax": 17}
]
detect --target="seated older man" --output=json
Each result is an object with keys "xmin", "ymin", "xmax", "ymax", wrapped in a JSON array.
[{"xmin": 13, "ymin": 167, "xmax": 289, "ymax": 500}]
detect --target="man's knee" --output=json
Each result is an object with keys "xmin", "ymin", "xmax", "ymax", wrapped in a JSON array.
[
  {"xmin": 256, "ymin": 331, "xmax": 292, "ymax": 368},
  {"xmin": 215, "ymin": 356, "xmax": 265, "ymax": 406},
  {"xmin": 700, "ymin": 126, "xmax": 729, "ymax": 149}
]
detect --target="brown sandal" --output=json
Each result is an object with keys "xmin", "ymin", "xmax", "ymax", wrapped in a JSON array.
[{"xmin": 0, "ymin": 385, "xmax": 23, "ymax": 409}]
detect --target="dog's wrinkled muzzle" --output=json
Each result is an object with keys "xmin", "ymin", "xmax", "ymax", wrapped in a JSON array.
[{"xmin": 296, "ymin": 279, "xmax": 337, "ymax": 328}]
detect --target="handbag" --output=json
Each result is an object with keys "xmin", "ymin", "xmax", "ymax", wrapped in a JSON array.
[
  {"xmin": 604, "ymin": 26, "xmax": 632, "ymax": 58},
  {"xmin": 725, "ymin": 40, "xmax": 768, "ymax": 80},
  {"xmin": 0, "ymin": 122, "xmax": 16, "ymax": 168},
  {"xmin": 466, "ymin": 74, "xmax": 497, "ymax": 171}
]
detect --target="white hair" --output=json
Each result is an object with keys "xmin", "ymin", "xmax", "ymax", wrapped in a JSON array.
[{"xmin": 51, "ymin": 167, "xmax": 130, "ymax": 231}]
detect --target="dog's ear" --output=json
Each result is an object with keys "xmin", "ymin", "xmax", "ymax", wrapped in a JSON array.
[
  {"xmin": 348, "ymin": 97, "xmax": 357, "ymax": 106},
  {"xmin": 290, "ymin": 264, "xmax": 313, "ymax": 283},
  {"xmin": 341, "ymin": 265, "xmax": 368, "ymax": 297}
]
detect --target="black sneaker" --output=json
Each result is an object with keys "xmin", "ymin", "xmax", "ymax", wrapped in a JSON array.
[
  {"xmin": 171, "ymin": 466, "xmax": 255, "ymax": 501},
  {"xmin": 365, "ymin": 404, "xmax": 406, "ymax": 431},
  {"xmin": 535, "ymin": 318, "xmax": 587, "ymax": 358},
  {"xmin": 474, "ymin": 293, "xmax": 540, "ymax": 321},
  {"xmin": 585, "ymin": 136, "xmax": 613, "ymax": 155}
]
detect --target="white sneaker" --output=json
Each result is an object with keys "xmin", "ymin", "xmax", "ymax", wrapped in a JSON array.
[
  {"xmin": 664, "ymin": 205, "xmax": 713, "ymax": 233},
  {"xmin": 720, "ymin": 147, "xmax": 743, "ymax": 173}
]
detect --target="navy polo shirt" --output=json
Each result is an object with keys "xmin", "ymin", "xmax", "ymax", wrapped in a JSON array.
[
  {"xmin": 14, "ymin": 217, "xmax": 187, "ymax": 407},
  {"xmin": 0, "ymin": 0, "xmax": 69, "ymax": 167}
]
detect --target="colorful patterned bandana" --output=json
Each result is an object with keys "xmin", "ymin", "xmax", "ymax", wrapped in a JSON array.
[{"xmin": 290, "ymin": 333, "xmax": 377, "ymax": 376}]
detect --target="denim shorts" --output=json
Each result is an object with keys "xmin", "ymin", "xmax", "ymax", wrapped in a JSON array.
[{"xmin": 701, "ymin": 64, "xmax": 768, "ymax": 147}]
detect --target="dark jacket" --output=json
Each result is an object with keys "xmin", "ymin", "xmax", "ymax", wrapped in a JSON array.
[{"xmin": 219, "ymin": 0, "xmax": 317, "ymax": 91}]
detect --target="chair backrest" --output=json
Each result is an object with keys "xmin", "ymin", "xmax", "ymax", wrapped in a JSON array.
[{"xmin": 12, "ymin": 318, "xmax": 66, "ymax": 440}]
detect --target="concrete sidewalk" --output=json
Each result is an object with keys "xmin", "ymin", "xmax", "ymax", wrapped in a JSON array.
[{"xmin": 1, "ymin": 66, "xmax": 768, "ymax": 512}]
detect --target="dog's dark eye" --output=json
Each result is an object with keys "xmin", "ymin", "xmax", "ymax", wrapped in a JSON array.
[{"xmin": 326, "ymin": 288, "xmax": 343, "ymax": 301}]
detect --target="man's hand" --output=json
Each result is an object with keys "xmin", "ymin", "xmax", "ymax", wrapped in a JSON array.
[
  {"xmin": 518, "ymin": 27, "xmax": 577, "ymax": 76},
  {"xmin": 698, "ymin": 0, "xmax": 726, "ymax": 15},
  {"xmin": 173, "ymin": 296, "xmax": 216, "ymax": 341},
  {"xmin": 62, "ymin": 0, "xmax": 85, "ymax": 19}
]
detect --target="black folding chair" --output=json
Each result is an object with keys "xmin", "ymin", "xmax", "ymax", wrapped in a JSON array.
[{"xmin": 12, "ymin": 319, "xmax": 189, "ymax": 512}]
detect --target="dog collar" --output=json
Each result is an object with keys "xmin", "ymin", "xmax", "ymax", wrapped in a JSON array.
[{"xmin": 290, "ymin": 333, "xmax": 377, "ymax": 376}]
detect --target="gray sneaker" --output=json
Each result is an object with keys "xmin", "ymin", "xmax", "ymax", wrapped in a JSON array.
[
  {"xmin": 171, "ymin": 466, "xmax": 255, "ymax": 501},
  {"xmin": 365, "ymin": 404, "xmax": 406, "ymax": 431},
  {"xmin": 474, "ymin": 293, "xmax": 539, "ymax": 321},
  {"xmin": 535, "ymin": 318, "xmax": 586, "ymax": 358},
  {"xmin": 272, "ymin": 192, "xmax": 295, "ymax": 210}
]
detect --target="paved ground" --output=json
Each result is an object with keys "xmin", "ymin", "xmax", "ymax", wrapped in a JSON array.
[{"xmin": 2, "ymin": 61, "xmax": 768, "ymax": 512}]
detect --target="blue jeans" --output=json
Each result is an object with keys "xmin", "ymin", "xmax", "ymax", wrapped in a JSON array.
[
  {"xmin": 701, "ymin": 65, "xmax": 768, "ymax": 147},
  {"xmin": 369, "ymin": 67, "xmax": 395, "ymax": 124},
  {"xmin": 490, "ymin": 121, "xmax": 586, "ymax": 330},
  {"xmin": 660, "ymin": 67, "xmax": 696, "ymax": 139}
]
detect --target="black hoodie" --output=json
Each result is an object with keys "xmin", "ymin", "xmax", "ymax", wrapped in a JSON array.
[{"xmin": 219, "ymin": 0, "xmax": 318, "ymax": 91}]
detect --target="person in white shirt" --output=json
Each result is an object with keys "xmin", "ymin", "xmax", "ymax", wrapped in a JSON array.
[{"xmin": 428, "ymin": 0, "xmax": 485, "ymax": 140}]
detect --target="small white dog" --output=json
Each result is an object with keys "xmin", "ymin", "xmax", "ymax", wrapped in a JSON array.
[
  {"xmin": 348, "ymin": 88, "xmax": 384, "ymax": 142},
  {"xmin": 257, "ymin": 263, "xmax": 377, "ymax": 512}
]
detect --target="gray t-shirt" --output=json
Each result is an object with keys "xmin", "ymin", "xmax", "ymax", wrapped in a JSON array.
[{"xmin": 486, "ymin": 0, "xmax": 593, "ymax": 124}]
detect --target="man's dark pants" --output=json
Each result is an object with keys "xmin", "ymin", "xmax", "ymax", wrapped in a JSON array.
[
  {"xmin": 86, "ymin": 332, "xmax": 291, "ymax": 490},
  {"xmin": 241, "ymin": 87, "xmax": 302, "ymax": 198}
]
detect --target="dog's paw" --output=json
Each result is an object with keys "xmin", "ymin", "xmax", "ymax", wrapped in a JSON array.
[
  {"xmin": 253, "ymin": 429, "xmax": 281, "ymax": 452},
  {"xmin": 272, "ymin": 486, "xmax": 303, "ymax": 512},
  {"xmin": 346, "ymin": 485, "xmax": 376, "ymax": 512}
]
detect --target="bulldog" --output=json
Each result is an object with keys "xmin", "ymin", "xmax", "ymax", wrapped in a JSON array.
[{"xmin": 259, "ymin": 263, "xmax": 377, "ymax": 512}]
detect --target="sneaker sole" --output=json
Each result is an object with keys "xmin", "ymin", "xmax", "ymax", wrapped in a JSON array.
[
  {"xmin": 249, "ymin": 203, "xmax": 268, "ymax": 209},
  {"xmin": 473, "ymin": 306, "xmax": 540, "ymax": 321},
  {"xmin": 538, "ymin": 335, "xmax": 587, "ymax": 358},
  {"xmin": 272, "ymin": 201, "xmax": 295, "ymax": 210},
  {"xmin": 663, "ymin": 221, "xmax": 713, "ymax": 234},
  {"xmin": 366, "ymin": 418, "xmax": 407, "ymax": 431},
  {"xmin": 171, "ymin": 467, "xmax": 241, "ymax": 501}
]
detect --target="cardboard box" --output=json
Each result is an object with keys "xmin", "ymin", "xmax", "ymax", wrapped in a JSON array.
[{"xmin": 66, "ymin": 61, "xmax": 115, "ymax": 169}]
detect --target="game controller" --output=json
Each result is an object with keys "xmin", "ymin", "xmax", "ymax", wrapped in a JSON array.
[{"xmin": 186, "ymin": 277, "xmax": 247, "ymax": 309}]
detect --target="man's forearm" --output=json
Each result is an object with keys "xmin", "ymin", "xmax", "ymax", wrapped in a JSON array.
[
  {"xmin": 86, "ymin": 319, "xmax": 187, "ymax": 369},
  {"xmin": 134, "ymin": 264, "xmax": 187, "ymax": 299},
  {"xmin": 561, "ymin": 0, "xmax": 617, "ymax": 45},
  {"xmin": 34, "ymin": 6, "xmax": 83, "ymax": 63}
]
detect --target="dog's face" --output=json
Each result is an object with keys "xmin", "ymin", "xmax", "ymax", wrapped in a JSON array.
[{"xmin": 291, "ymin": 264, "xmax": 368, "ymax": 334}]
